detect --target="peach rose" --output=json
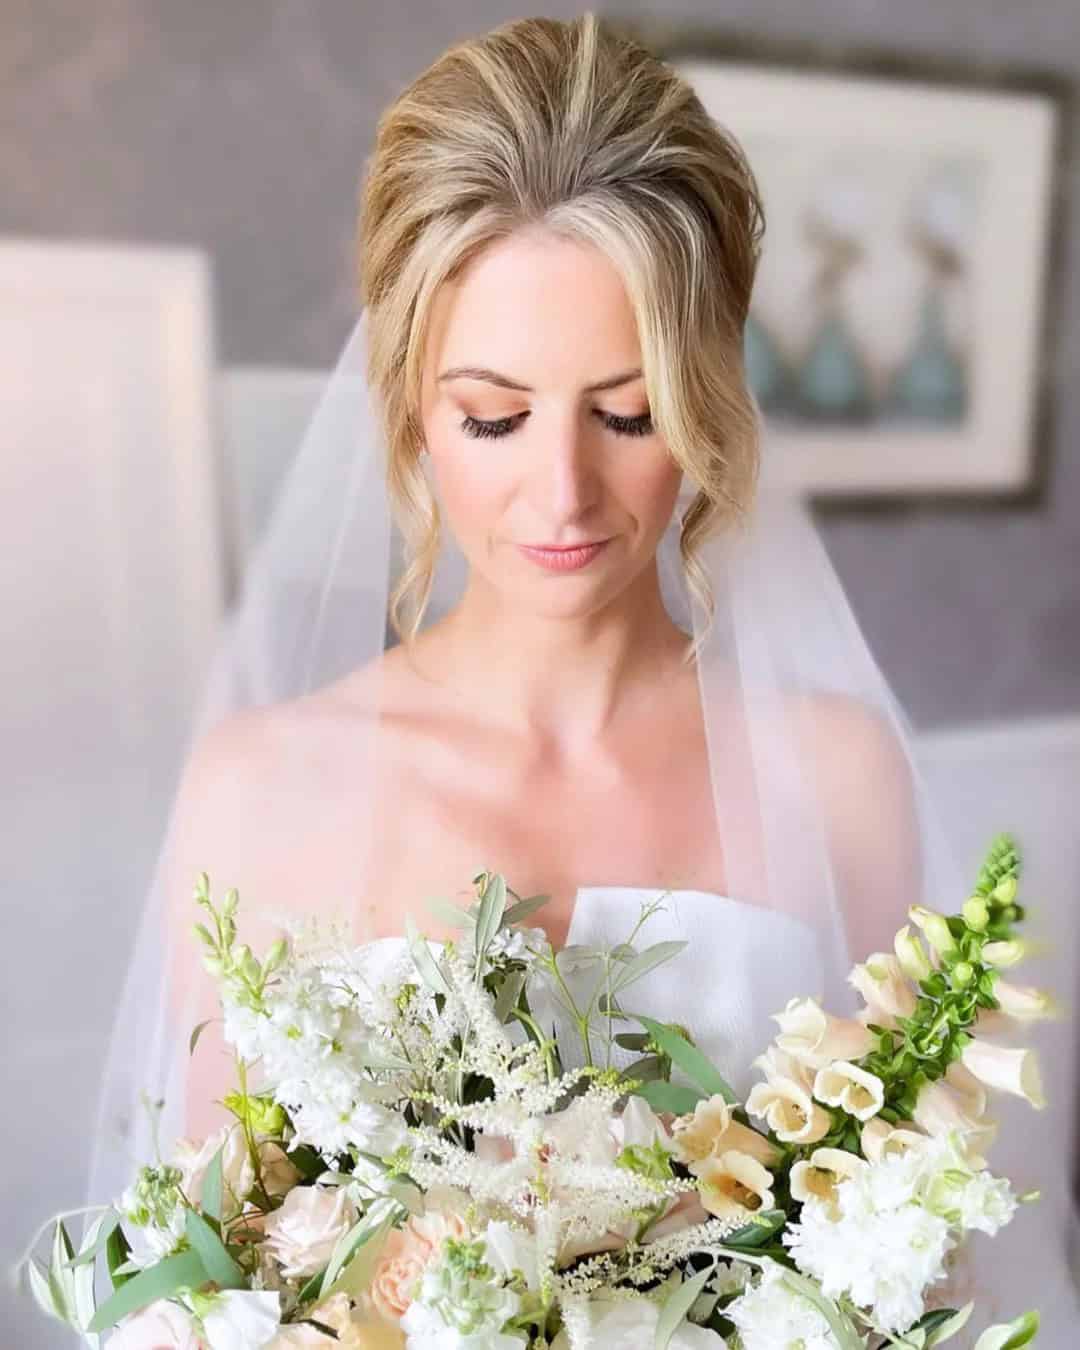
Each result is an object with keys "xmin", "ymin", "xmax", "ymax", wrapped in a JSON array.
[
  {"xmin": 109, "ymin": 1298, "xmax": 206, "ymax": 1349},
  {"xmin": 368, "ymin": 1210, "xmax": 469, "ymax": 1321}
]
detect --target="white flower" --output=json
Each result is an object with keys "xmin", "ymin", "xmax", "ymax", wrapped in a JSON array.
[
  {"xmin": 859, "ymin": 1118, "xmax": 929, "ymax": 1165},
  {"xmin": 552, "ymin": 1293, "xmax": 725, "ymax": 1347},
  {"xmin": 725, "ymin": 1264, "xmax": 842, "ymax": 1350},
  {"xmin": 781, "ymin": 1131, "xmax": 1015, "ymax": 1335},
  {"xmin": 812, "ymin": 1061, "xmax": 885, "ymax": 1122},
  {"xmin": 772, "ymin": 997, "xmax": 874, "ymax": 1070},
  {"xmin": 399, "ymin": 1234, "xmax": 524, "ymax": 1348},
  {"xmin": 201, "ymin": 1290, "xmax": 281, "ymax": 1350},
  {"xmin": 746, "ymin": 1074, "xmax": 831, "ymax": 1145},
  {"xmin": 671, "ymin": 1095, "xmax": 780, "ymax": 1171},
  {"xmin": 848, "ymin": 953, "xmax": 917, "ymax": 1027},
  {"xmin": 173, "ymin": 1123, "xmax": 255, "ymax": 1219},
  {"xmin": 990, "ymin": 979, "xmax": 1059, "ymax": 1023},
  {"xmin": 790, "ymin": 1147, "xmax": 868, "ymax": 1212},
  {"xmin": 960, "ymin": 1038, "xmax": 1046, "ymax": 1108},
  {"xmin": 912, "ymin": 1077, "xmax": 998, "ymax": 1167},
  {"xmin": 110, "ymin": 1298, "xmax": 204, "ymax": 1349},
  {"xmin": 481, "ymin": 1220, "xmax": 540, "ymax": 1291},
  {"xmin": 262, "ymin": 1184, "xmax": 357, "ymax": 1280},
  {"xmin": 695, "ymin": 1150, "xmax": 775, "ymax": 1221}
]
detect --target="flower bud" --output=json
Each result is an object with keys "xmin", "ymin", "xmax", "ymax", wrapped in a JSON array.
[
  {"xmin": 951, "ymin": 962, "xmax": 975, "ymax": 989},
  {"xmin": 222, "ymin": 887, "xmax": 240, "ymax": 918},
  {"xmin": 894, "ymin": 924, "xmax": 932, "ymax": 982},
  {"xmin": 962, "ymin": 896, "xmax": 990, "ymax": 931},
  {"xmin": 991, "ymin": 876, "xmax": 1018, "ymax": 905},
  {"xmin": 264, "ymin": 937, "xmax": 289, "ymax": 972},
  {"xmin": 909, "ymin": 906, "xmax": 958, "ymax": 959}
]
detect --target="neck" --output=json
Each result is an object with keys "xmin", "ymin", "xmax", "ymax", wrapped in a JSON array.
[{"xmin": 417, "ymin": 560, "xmax": 692, "ymax": 754}]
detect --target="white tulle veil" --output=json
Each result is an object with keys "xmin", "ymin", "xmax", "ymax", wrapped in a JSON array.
[{"xmin": 84, "ymin": 305, "xmax": 1065, "ymax": 1338}]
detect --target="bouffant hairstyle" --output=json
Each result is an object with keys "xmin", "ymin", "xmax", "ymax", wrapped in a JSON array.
[{"xmin": 357, "ymin": 13, "xmax": 765, "ymax": 653}]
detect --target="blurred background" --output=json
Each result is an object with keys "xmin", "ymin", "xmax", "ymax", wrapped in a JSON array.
[{"xmin": 3, "ymin": 3, "xmax": 1079, "ymax": 1346}]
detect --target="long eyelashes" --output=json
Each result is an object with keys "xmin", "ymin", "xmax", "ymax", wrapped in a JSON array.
[{"xmin": 459, "ymin": 410, "xmax": 654, "ymax": 441}]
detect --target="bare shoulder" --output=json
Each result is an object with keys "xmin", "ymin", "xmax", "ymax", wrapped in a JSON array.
[{"xmin": 792, "ymin": 689, "xmax": 914, "ymax": 790}]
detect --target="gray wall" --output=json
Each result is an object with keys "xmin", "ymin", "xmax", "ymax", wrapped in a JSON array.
[{"xmin": 5, "ymin": 0, "xmax": 1079, "ymax": 728}]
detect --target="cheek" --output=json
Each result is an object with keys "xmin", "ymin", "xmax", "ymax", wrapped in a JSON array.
[
  {"xmin": 621, "ymin": 452, "xmax": 683, "ymax": 528},
  {"xmin": 427, "ymin": 441, "xmax": 509, "ymax": 534}
]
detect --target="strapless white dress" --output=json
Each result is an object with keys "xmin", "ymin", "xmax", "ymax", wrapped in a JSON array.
[{"xmin": 372, "ymin": 883, "xmax": 1079, "ymax": 1346}]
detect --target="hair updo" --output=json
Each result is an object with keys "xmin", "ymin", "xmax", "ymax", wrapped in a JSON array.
[{"xmin": 357, "ymin": 12, "xmax": 766, "ymax": 649}]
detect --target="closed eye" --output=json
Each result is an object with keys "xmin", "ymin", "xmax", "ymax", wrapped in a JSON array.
[{"xmin": 460, "ymin": 409, "xmax": 654, "ymax": 440}]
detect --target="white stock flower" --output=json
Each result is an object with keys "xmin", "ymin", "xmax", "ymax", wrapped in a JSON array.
[
  {"xmin": 772, "ymin": 997, "xmax": 874, "ymax": 1070},
  {"xmin": 110, "ymin": 1298, "xmax": 204, "ymax": 1349},
  {"xmin": 201, "ymin": 1290, "xmax": 282, "ymax": 1350},
  {"xmin": 173, "ymin": 1123, "xmax": 255, "ymax": 1219},
  {"xmin": 261, "ymin": 1184, "xmax": 357, "ymax": 1280},
  {"xmin": 552, "ymin": 1293, "xmax": 725, "ymax": 1348},
  {"xmin": 725, "ymin": 1264, "xmax": 842, "ymax": 1350},
  {"xmin": 812, "ymin": 1061, "xmax": 885, "ymax": 1122},
  {"xmin": 960, "ymin": 1038, "xmax": 1047, "ymax": 1108}
]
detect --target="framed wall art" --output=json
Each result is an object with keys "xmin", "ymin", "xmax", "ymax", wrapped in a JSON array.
[{"xmin": 612, "ymin": 24, "xmax": 1070, "ymax": 506}]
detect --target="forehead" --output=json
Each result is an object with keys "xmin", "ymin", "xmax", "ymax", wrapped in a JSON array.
[{"xmin": 423, "ymin": 230, "xmax": 643, "ymax": 387}]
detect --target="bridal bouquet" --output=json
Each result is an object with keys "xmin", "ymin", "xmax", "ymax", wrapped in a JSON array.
[{"xmin": 21, "ymin": 834, "xmax": 1050, "ymax": 1349}]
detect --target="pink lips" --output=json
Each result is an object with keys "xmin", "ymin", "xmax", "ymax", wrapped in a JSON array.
[{"xmin": 516, "ymin": 539, "xmax": 610, "ymax": 572}]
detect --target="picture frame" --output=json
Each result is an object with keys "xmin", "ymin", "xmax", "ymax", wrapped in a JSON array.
[{"xmin": 611, "ymin": 21, "xmax": 1072, "ymax": 511}]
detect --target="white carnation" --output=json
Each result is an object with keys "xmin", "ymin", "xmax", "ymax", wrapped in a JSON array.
[
  {"xmin": 726, "ymin": 1264, "xmax": 844, "ymax": 1350},
  {"xmin": 201, "ymin": 1289, "xmax": 281, "ymax": 1350}
]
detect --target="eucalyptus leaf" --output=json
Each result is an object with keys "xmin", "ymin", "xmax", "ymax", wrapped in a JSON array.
[
  {"xmin": 973, "ymin": 1310, "xmax": 1040, "ymax": 1350},
  {"xmin": 722, "ymin": 1209, "xmax": 786, "ymax": 1248},
  {"xmin": 64, "ymin": 1210, "xmax": 120, "ymax": 1268},
  {"xmin": 320, "ymin": 1197, "xmax": 404, "ymax": 1298},
  {"xmin": 425, "ymin": 895, "xmax": 472, "ymax": 928},
  {"xmin": 88, "ymin": 1249, "xmax": 209, "ymax": 1333},
  {"xmin": 70, "ymin": 1213, "xmax": 114, "ymax": 1339},
  {"xmin": 494, "ymin": 969, "xmax": 526, "ymax": 1023},
  {"xmin": 201, "ymin": 1146, "xmax": 224, "ymax": 1225},
  {"xmin": 105, "ymin": 1223, "xmax": 132, "ymax": 1290},
  {"xmin": 502, "ymin": 893, "xmax": 551, "ymax": 925},
  {"xmin": 474, "ymin": 872, "xmax": 508, "ymax": 967},
  {"xmin": 635, "ymin": 1079, "xmax": 704, "ymax": 1115},
  {"xmin": 48, "ymin": 1220, "xmax": 77, "ymax": 1325},
  {"xmin": 27, "ymin": 1259, "xmax": 64, "ymax": 1324},
  {"xmin": 406, "ymin": 915, "xmax": 451, "ymax": 996},
  {"xmin": 184, "ymin": 1209, "xmax": 245, "ymax": 1289},
  {"xmin": 638, "ymin": 1015, "xmax": 736, "ymax": 1103},
  {"xmin": 611, "ymin": 941, "xmax": 687, "ymax": 993},
  {"xmin": 780, "ymin": 1269, "xmax": 865, "ymax": 1350},
  {"xmin": 656, "ymin": 1264, "xmax": 714, "ymax": 1349},
  {"xmin": 921, "ymin": 1303, "xmax": 974, "ymax": 1346},
  {"xmin": 189, "ymin": 1018, "xmax": 214, "ymax": 1056}
]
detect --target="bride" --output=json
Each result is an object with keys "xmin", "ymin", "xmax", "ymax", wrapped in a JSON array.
[{"xmin": 88, "ymin": 12, "xmax": 1077, "ymax": 1345}]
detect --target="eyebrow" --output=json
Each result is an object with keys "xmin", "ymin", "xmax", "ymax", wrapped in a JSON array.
[{"xmin": 437, "ymin": 365, "xmax": 643, "ymax": 393}]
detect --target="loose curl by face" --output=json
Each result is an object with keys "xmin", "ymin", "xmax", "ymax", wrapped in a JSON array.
[{"xmin": 356, "ymin": 12, "xmax": 766, "ymax": 658}]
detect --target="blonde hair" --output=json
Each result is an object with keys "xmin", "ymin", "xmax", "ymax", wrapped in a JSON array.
[{"xmin": 357, "ymin": 12, "xmax": 765, "ymax": 655}]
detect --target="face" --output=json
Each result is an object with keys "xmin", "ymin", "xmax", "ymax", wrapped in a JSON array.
[{"xmin": 418, "ymin": 230, "xmax": 683, "ymax": 620}]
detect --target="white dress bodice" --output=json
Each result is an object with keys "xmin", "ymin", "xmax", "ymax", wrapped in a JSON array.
[{"xmin": 556, "ymin": 885, "xmax": 824, "ymax": 1102}]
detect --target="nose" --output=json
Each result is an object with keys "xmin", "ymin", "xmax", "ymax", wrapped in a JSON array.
[{"xmin": 531, "ymin": 413, "xmax": 600, "ymax": 523}]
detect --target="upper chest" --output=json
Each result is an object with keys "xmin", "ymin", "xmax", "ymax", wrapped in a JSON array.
[{"xmin": 267, "ymin": 673, "xmax": 727, "ymax": 946}]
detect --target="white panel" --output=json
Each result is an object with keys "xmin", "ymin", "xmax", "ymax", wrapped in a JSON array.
[{"xmin": 1, "ymin": 241, "xmax": 224, "ymax": 1347}]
